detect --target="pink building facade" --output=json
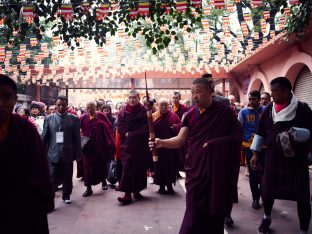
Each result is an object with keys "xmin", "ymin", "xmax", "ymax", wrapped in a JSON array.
[{"xmin": 229, "ymin": 23, "xmax": 312, "ymax": 108}]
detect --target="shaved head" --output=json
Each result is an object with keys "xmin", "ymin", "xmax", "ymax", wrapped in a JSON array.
[
  {"xmin": 86, "ymin": 101, "xmax": 97, "ymax": 116},
  {"xmin": 158, "ymin": 98, "xmax": 169, "ymax": 105},
  {"xmin": 128, "ymin": 90, "xmax": 140, "ymax": 97},
  {"xmin": 158, "ymin": 98, "xmax": 169, "ymax": 114},
  {"xmin": 86, "ymin": 101, "xmax": 97, "ymax": 108},
  {"xmin": 128, "ymin": 90, "xmax": 140, "ymax": 106},
  {"xmin": 228, "ymin": 95, "xmax": 236, "ymax": 105}
]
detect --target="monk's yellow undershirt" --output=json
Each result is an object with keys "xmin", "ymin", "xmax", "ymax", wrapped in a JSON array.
[
  {"xmin": 199, "ymin": 107, "xmax": 206, "ymax": 114},
  {"xmin": 173, "ymin": 104, "xmax": 179, "ymax": 113}
]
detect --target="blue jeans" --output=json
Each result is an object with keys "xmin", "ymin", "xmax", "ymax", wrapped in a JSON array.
[{"xmin": 245, "ymin": 148, "xmax": 265, "ymax": 201}]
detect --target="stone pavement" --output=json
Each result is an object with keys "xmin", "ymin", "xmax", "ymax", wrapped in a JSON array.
[{"xmin": 48, "ymin": 166, "xmax": 312, "ymax": 234}]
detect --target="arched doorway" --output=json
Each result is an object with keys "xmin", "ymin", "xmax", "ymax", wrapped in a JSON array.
[
  {"xmin": 294, "ymin": 66, "xmax": 312, "ymax": 108},
  {"xmin": 259, "ymin": 83, "xmax": 265, "ymax": 94}
]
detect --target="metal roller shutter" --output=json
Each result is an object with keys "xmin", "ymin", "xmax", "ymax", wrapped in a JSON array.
[{"xmin": 294, "ymin": 66, "xmax": 312, "ymax": 108}]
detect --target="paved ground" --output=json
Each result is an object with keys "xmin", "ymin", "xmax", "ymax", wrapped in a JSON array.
[{"xmin": 48, "ymin": 166, "xmax": 312, "ymax": 234}]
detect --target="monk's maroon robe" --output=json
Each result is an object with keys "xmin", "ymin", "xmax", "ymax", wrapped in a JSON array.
[
  {"xmin": 174, "ymin": 103, "xmax": 189, "ymax": 120},
  {"xmin": 256, "ymin": 101, "xmax": 312, "ymax": 202},
  {"xmin": 153, "ymin": 111, "xmax": 181, "ymax": 186},
  {"xmin": 179, "ymin": 101, "xmax": 242, "ymax": 234},
  {"xmin": 80, "ymin": 112, "xmax": 115, "ymax": 186},
  {"xmin": 0, "ymin": 114, "xmax": 54, "ymax": 234},
  {"xmin": 117, "ymin": 104, "xmax": 151, "ymax": 193}
]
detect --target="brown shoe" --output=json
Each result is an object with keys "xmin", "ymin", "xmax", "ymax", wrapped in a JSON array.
[
  {"xmin": 118, "ymin": 193, "xmax": 132, "ymax": 204},
  {"xmin": 133, "ymin": 192, "xmax": 143, "ymax": 200}
]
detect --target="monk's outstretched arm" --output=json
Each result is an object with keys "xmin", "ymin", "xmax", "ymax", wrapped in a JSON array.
[{"xmin": 151, "ymin": 126, "xmax": 189, "ymax": 149}]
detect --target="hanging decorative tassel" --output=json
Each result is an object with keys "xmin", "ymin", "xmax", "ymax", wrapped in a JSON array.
[
  {"xmin": 244, "ymin": 13, "xmax": 251, "ymax": 21},
  {"xmin": 129, "ymin": 9, "xmax": 139, "ymax": 19},
  {"xmin": 263, "ymin": 11, "xmax": 270, "ymax": 20},
  {"xmin": 214, "ymin": 0, "xmax": 225, "ymax": 9},
  {"xmin": 227, "ymin": 3, "xmax": 235, "ymax": 12},
  {"xmin": 53, "ymin": 36, "xmax": 60, "ymax": 45},
  {"xmin": 260, "ymin": 19, "xmax": 267, "ymax": 34},
  {"xmin": 100, "ymin": 2, "xmax": 110, "ymax": 18},
  {"xmin": 176, "ymin": 0, "xmax": 187, "ymax": 12},
  {"xmin": 223, "ymin": 16, "xmax": 230, "ymax": 26},
  {"xmin": 0, "ymin": 45, "xmax": 5, "ymax": 62},
  {"xmin": 41, "ymin": 43, "xmax": 48, "ymax": 51},
  {"xmin": 191, "ymin": 0, "xmax": 202, "ymax": 8},
  {"xmin": 22, "ymin": 5, "xmax": 34, "ymax": 24},
  {"xmin": 138, "ymin": 1, "xmax": 150, "ymax": 16},
  {"xmin": 251, "ymin": 0, "xmax": 263, "ymax": 8},
  {"xmin": 203, "ymin": 6, "xmax": 211, "ymax": 15},
  {"xmin": 96, "ymin": 8, "xmax": 103, "ymax": 20},
  {"xmin": 283, "ymin": 7, "xmax": 290, "ymax": 16},
  {"xmin": 30, "ymin": 37, "xmax": 38, "ymax": 47},
  {"xmin": 241, "ymin": 22, "xmax": 249, "ymax": 36},
  {"xmin": 289, "ymin": 0, "xmax": 299, "ymax": 5},
  {"xmin": 20, "ymin": 44, "xmax": 27, "ymax": 54},
  {"xmin": 60, "ymin": 4, "xmax": 74, "ymax": 21}
]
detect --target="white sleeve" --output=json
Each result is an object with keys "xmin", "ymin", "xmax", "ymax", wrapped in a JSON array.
[{"xmin": 250, "ymin": 134, "xmax": 264, "ymax": 152}]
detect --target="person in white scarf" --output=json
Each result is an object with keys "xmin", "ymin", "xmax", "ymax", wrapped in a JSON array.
[{"xmin": 250, "ymin": 77, "xmax": 312, "ymax": 234}]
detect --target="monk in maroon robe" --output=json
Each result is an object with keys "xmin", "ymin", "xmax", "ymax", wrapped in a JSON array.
[
  {"xmin": 80, "ymin": 101, "xmax": 115, "ymax": 197},
  {"xmin": 150, "ymin": 78, "xmax": 242, "ymax": 234},
  {"xmin": 153, "ymin": 98, "xmax": 181, "ymax": 194},
  {"xmin": 0, "ymin": 75, "xmax": 54, "ymax": 234},
  {"xmin": 172, "ymin": 91, "xmax": 189, "ymax": 120},
  {"xmin": 117, "ymin": 90, "xmax": 151, "ymax": 204}
]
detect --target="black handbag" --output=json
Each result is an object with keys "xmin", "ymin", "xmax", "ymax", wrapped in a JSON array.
[
  {"xmin": 107, "ymin": 160, "xmax": 119, "ymax": 184},
  {"xmin": 81, "ymin": 121, "xmax": 96, "ymax": 156}
]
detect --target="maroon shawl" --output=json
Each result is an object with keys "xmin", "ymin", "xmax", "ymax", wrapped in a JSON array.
[
  {"xmin": 0, "ymin": 114, "xmax": 54, "ymax": 234},
  {"xmin": 174, "ymin": 103, "xmax": 189, "ymax": 120}
]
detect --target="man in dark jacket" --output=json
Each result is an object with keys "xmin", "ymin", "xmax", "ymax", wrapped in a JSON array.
[
  {"xmin": 251, "ymin": 77, "xmax": 312, "ymax": 234},
  {"xmin": 42, "ymin": 96, "xmax": 81, "ymax": 204}
]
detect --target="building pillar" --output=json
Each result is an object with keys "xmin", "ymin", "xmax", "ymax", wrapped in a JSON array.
[
  {"xmin": 222, "ymin": 78, "xmax": 226, "ymax": 96},
  {"xmin": 35, "ymin": 85, "xmax": 41, "ymax": 101},
  {"xmin": 130, "ymin": 78, "xmax": 135, "ymax": 91},
  {"xmin": 65, "ymin": 86, "xmax": 69, "ymax": 99}
]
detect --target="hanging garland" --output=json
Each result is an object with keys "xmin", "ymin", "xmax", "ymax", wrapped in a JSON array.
[
  {"xmin": 0, "ymin": 0, "xmax": 311, "ymax": 87},
  {"xmin": 0, "ymin": 0, "xmax": 310, "ymax": 54}
]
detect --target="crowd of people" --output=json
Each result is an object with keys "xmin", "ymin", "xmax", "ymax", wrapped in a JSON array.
[{"xmin": 1, "ymin": 73, "xmax": 311, "ymax": 234}]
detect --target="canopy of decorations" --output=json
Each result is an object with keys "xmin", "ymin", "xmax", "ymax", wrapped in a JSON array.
[{"xmin": 0, "ymin": 0, "xmax": 307, "ymax": 87}]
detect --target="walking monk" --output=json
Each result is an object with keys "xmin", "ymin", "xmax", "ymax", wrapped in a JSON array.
[
  {"xmin": 150, "ymin": 78, "xmax": 242, "ymax": 234},
  {"xmin": 80, "ymin": 101, "xmax": 115, "ymax": 196},
  {"xmin": 0, "ymin": 75, "xmax": 54, "ymax": 234},
  {"xmin": 117, "ymin": 90, "xmax": 151, "ymax": 204},
  {"xmin": 152, "ymin": 98, "xmax": 181, "ymax": 194}
]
